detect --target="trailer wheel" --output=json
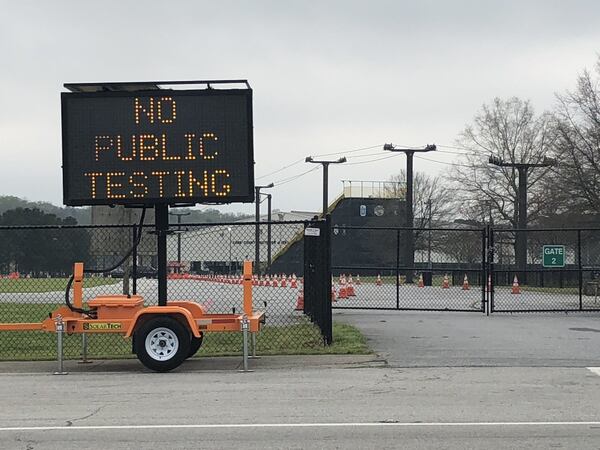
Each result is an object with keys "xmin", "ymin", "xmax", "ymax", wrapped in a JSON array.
[
  {"xmin": 134, "ymin": 316, "xmax": 191, "ymax": 372},
  {"xmin": 187, "ymin": 332, "xmax": 204, "ymax": 358}
]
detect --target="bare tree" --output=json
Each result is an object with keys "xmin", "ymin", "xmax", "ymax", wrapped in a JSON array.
[
  {"xmin": 449, "ymin": 97, "xmax": 557, "ymax": 227},
  {"xmin": 552, "ymin": 58, "xmax": 600, "ymax": 214},
  {"xmin": 385, "ymin": 170, "xmax": 453, "ymax": 227}
]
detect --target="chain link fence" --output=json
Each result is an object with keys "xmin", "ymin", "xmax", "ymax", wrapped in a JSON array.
[{"xmin": 0, "ymin": 221, "xmax": 327, "ymax": 360}]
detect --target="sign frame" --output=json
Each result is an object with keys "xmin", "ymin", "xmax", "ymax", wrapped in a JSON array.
[
  {"xmin": 61, "ymin": 87, "xmax": 254, "ymax": 207},
  {"xmin": 542, "ymin": 245, "xmax": 566, "ymax": 268}
]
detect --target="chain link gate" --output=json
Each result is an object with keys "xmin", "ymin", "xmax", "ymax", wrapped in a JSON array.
[
  {"xmin": 302, "ymin": 217, "xmax": 333, "ymax": 344},
  {"xmin": 331, "ymin": 226, "xmax": 487, "ymax": 312}
]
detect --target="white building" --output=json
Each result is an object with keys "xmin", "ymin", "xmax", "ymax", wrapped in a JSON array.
[{"xmin": 166, "ymin": 210, "xmax": 315, "ymax": 273}]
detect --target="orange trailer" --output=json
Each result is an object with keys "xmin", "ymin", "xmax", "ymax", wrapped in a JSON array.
[{"xmin": 0, "ymin": 260, "xmax": 265, "ymax": 372}]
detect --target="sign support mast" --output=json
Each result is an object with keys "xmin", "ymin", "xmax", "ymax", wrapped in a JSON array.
[{"xmin": 156, "ymin": 204, "xmax": 169, "ymax": 306}]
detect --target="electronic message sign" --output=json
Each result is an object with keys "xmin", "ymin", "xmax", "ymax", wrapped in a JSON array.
[{"xmin": 61, "ymin": 89, "xmax": 254, "ymax": 206}]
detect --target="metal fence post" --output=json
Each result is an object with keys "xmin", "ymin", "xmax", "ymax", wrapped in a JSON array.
[
  {"xmin": 53, "ymin": 315, "xmax": 68, "ymax": 375},
  {"xmin": 132, "ymin": 226, "xmax": 138, "ymax": 295},
  {"xmin": 487, "ymin": 226, "xmax": 495, "ymax": 315},
  {"xmin": 396, "ymin": 228, "xmax": 400, "ymax": 310},
  {"xmin": 249, "ymin": 332, "xmax": 260, "ymax": 359},
  {"xmin": 79, "ymin": 333, "xmax": 92, "ymax": 364},
  {"xmin": 482, "ymin": 227, "xmax": 488, "ymax": 315},
  {"xmin": 578, "ymin": 230, "xmax": 583, "ymax": 310},
  {"xmin": 324, "ymin": 215, "xmax": 333, "ymax": 345}
]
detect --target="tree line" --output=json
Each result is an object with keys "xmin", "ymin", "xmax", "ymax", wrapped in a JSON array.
[{"xmin": 0, "ymin": 208, "xmax": 91, "ymax": 275}]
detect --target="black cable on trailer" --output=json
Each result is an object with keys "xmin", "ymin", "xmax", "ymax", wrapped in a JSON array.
[{"xmin": 64, "ymin": 207, "xmax": 147, "ymax": 316}]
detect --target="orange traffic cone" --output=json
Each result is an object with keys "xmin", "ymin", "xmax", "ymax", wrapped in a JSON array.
[
  {"xmin": 376, "ymin": 274, "xmax": 382, "ymax": 286},
  {"xmin": 462, "ymin": 274, "xmax": 470, "ymax": 290},
  {"xmin": 442, "ymin": 274, "xmax": 450, "ymax": 289},
  {"xmin": 338, "ymin": 285, "xmax": 348, "ymax": 300},
  {"xmin": 295, "ymin": 288, "xmax": 304, "ymax": 310},
  {"xmin": 418, "ymin": 273, "xmax": 424, "ymax": 288},
  {"xmin": 355, "ymin": 274, "xmax": 361, "ymax": 285},
  {"xmin": 280, "ymin": 275, "xmax": 287, "ymax": 288},
  {"xmin": 347, "ymin": 275, "xmax": 356, "ymax": 296},
  {"xmin": 290, "ymin": 277, "xmax": 298, "ymax": 289},
  {"xmin": 272, "ymin": 276, "xmax": 279, "ymax": 288},
  {"xmin": 511, "ymin": 275, "xmax": 521, "ymax": 294}
]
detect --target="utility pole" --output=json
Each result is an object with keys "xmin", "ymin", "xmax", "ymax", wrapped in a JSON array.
[
  {"xmin": 305, "ymin": 156, "xmax": 347, "ymax": 215},
  {"xmin": 383, "ymin": 143, "xmax": 436, "ymax": 283},
  {"xmin": 169, "ymin": 210, "xmax": 191, "ymax": 270},
  {"xmin": 254, "ymin": 183, "xmax": 273, "ymax": 276},
  {"xmin": 488, "ymin": 155, "xmax": 556, "ymax": 281}
]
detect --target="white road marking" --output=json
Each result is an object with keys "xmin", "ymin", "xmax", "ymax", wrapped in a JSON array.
[
  {"xmin": 587, "ymin": 367, "xmax": 600, "ymax": 377},
  {"xmin": 1, "ymin": 422, "xmax": 600, "ymax": 432}
]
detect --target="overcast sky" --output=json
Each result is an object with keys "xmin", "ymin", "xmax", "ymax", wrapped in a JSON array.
[{"xmin": 0, "ymin": 0, "xmax": 599, "ymax": 215}]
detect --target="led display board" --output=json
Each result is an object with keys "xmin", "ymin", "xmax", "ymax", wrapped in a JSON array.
[{"xmin": 61, "ymin": 89, "xmax": 254, "ymax": 206}]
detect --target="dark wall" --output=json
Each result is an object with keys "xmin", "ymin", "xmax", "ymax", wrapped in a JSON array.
[
  {"xmin": 269, "ymin": 197, "xmax": 405, "ymax": 275},
  {"xmin": 331, "ymin": 198, "xmax": 405, "ymax": 269}
]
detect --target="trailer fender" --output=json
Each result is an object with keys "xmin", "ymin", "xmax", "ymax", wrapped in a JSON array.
[{"xmin": 125, "ymin": 307, "xmax": 201, "ymax": 338}]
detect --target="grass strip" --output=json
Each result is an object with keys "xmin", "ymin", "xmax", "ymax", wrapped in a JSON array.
[
  {"xmin": 0, "ymin": 301, "xmax": 370, "ymax": 360},
  {"xmin": 0, "ymin": 277, "xmax": 120, "ymax": 293}
]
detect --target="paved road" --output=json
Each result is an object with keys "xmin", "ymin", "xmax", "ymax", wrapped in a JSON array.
[
  {"xmin": 4, "ymin": 295, "xmax": 600, "ymax": 447},
  {"xmin": 1, "ymin": 357, "xmax": 600, "ymax": 449},
  {"xmin": 336, "ymin": 309, "xmax": 600, "ymax": 367}
]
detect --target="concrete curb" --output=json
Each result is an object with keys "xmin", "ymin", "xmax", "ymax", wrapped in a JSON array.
[{"xmin": 0, "ymin": 354, "xmax": 384, "ymax": 374}]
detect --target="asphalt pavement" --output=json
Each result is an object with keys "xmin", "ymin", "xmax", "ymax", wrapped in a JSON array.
[
  {"xmin": 3, "ymin": 309, "xmax": 600, "ymax": 448},
  {"xmin": 335, "ymin": 309, "xmax": 600, "ymax": 367},
  {"xmin": 1, "ymin": 357, "xmax": 600, "ymax": 449}
]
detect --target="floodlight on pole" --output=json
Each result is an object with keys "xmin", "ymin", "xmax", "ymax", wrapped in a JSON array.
[
  {"xmin": 383, "ymin": 143, "xmax": 436, "ymax": 283},
  {"xmin": 305, "ymin": 156, "xmax": 347, "ymax": 215},
  {"xmin": 254, "ymin": 182, "xmax": 274, "ymax": 275}
]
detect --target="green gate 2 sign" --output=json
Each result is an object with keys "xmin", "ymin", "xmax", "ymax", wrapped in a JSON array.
[{"xmin": 542, "ymin": 245, "xmax": 565, "ymax": 268}]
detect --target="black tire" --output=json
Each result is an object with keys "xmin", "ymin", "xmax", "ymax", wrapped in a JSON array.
[
  {"xmin": 187, "ymin": 333, "xmax": 204, "ymax": 358},
  {"xmin": 134, "ymin": 316, "xmax": 191, "ymax": 372}
]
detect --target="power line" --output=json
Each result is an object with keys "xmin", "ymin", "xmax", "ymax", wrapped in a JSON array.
[
  {"xmin": 437, "ymin": 144, "xmax": 490, "ymax": 154},
  {"xmin": 313, "ymin": 144, "xmax": 383, "ymax": 158},
  {"xmin": 437, "ymin": 149, "xmax": 481, "ymax": 156},
  {"xmin": 344, "ymin": 153, "xmax": 403, "ymax": 166},
  {"xmin": 344, "ymin": 151, "xmax": 388, "ymax": 159},
  {"xmin": 273, "ymin": 166, "xmax": 320, "ymax": 186},
  {"xmin": 256, "ymin": 143, "xmax": 489, "ymax": 183},
  {"xmin": 255, "ymin": 143, "xmax": 383, "ymax": 181},
  {"xmin": 255, "ymin": 159, "xmax": 304, "ymax": 181},
  {"xmin": 414, "ymin": 154, "xmax": 488, "ymax": 169}
]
